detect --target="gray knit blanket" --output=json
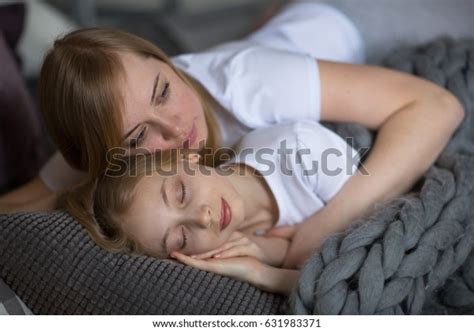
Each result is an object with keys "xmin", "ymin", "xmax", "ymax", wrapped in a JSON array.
[{"xmin": 290, "ymin": 38, "xmax": 474, "ymax": 314}]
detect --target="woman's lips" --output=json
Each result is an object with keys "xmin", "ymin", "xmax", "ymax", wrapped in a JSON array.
[
  {"xmin": 184, "ymin": 123, "xmax": 197, "ymax": 148},
  {"xmin": 220, "ymin": 198, "xmax": 232, "ymax": 232}
]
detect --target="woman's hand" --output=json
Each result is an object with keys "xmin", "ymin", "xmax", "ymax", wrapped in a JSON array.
[
  {"xmin": 263, "ymin": 224, "xmax": 320, "ymax": 269},
  {"xmin": 0, "ymin": 202, "xmax": 14, "ymax": 214},
  {"xmin": 190, "ymin": 231, "xmax": 290, "ymax": 267},
  {"xmin": 171, "ymin": 251, "xmax": 300, "ymax": 296},
  {"xmin": 281, "ymin": 219, "xmax": 329, "ymax": 269}
]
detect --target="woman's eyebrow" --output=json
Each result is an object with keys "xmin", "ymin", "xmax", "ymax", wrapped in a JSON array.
[
  {"xmin": 123, "ymin": 123, "xmax": 140, "ymax": 141},
  {"xmin": 150, "ymin": 73, "xmax": 160, "ymax": 105}
]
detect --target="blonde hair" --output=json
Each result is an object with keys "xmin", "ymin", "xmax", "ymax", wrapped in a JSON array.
[
  {"xmin": 40, "ymin": 27, "xmax": 221, "ymax": 178},
  {"xmin": 59, "ymin": 150, "xmax": 181, "ymax": 257}
]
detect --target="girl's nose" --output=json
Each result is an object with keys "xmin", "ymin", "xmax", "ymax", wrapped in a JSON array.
[{"xmin": 196, "ymin": 204, "xmax": 212, "ymax": 229}]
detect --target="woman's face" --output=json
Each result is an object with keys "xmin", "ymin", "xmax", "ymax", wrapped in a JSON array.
[
  {"xmin": 121, "ymin": 159, "xmax": 245, "ymax": 257},
  {"xmin": 119, "ymin": 52, "xmax": 209, "ymax": 153}
]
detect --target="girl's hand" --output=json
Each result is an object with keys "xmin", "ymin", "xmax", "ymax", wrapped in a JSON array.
[
  {"xmin": 171, "ymin": 251, "xmax": 299, "ymax": 295},
  {"xmin": 190, "ymin": 231, "xmax": 290, "ymax": 267},
  {"xmin": 190, "ymin": 231, "xmax": 266, "ymax": 261}
]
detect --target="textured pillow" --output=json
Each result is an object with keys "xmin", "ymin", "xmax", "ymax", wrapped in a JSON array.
[{"xmin": 0, "ymin": 211, "xmax": 286, "ymax": 314}]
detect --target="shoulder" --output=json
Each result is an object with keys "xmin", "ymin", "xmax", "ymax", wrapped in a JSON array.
[
  {"xmin": 173, "ymin": 44, "xmax": 319, "ymax": 128},
  {"xmin": 236, "ymin": 122, "xmax": 300, "ymax": 151}
]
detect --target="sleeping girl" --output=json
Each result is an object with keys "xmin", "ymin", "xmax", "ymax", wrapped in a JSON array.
[{"xmin": 61, "ymin": 120, "xmax": 360, "ymax": 295}]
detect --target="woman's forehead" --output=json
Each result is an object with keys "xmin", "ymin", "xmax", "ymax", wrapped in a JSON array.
[{"xmin": 119, "ymin": 52, "xmax": 171, "ymax": 86}]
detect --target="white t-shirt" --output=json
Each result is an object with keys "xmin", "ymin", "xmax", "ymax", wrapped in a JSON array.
[
  {"xmin": 225, "ymin": 120, "xmax": 360, "ymax": 228},
  {"xmin": 39, "ymin": 1, "xmax": 365, "ymax": 191}
]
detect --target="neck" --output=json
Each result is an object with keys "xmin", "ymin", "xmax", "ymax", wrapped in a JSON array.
[{"xmin": 224, "ymin": 164, "xmax": 278, "ymax": 231}]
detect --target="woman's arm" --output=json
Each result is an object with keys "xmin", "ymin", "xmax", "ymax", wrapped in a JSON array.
[
  {"xmin": 0, "ymin": 151, "xmax": 85, "ymax": 213},
  {"xmin": 0, "ymin": 176, "xmax": 57, "ymax": 213},
  {"xmin": 0, "ymin": 193, "xmax": 57, "ymax": 214},
  {"xmin": 0, "ymin": 176, "xmax": 51, "ymax": 205},
  {"xmin": 282, "ymin": 60, "xmax": 465, "ymax": 268}
]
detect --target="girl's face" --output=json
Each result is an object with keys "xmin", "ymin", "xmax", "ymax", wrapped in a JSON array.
[
  {"xmin": 121, "ymin": 159, "xmax": 245, "ymax": 257},
  {"xmin": 119, "ymin": 52, "xmax": 209, "ymax": 153}
]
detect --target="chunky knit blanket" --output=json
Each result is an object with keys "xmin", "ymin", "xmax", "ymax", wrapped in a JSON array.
[{"xmin": 290, "ymin": 38, "xmax": 474, "ymax": 314}]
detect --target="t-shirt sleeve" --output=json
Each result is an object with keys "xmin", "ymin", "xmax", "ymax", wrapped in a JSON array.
[
  {"xmin": 295, "ymin": 121, "xmax": 360, "ymax": 203},
  {"xmin": 172, "ymin": 45, "xmax": 321, "ymax": 128},
  {"xmin": 246, "ymin": 1, "xmax": 365, "ymax": 64},
  {"xmin": 39, "ymin": 151, "xmax": 86, "ymax": 192}
]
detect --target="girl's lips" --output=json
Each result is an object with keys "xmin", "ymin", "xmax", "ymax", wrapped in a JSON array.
[{"xmin": 220, "ymin": 198, "xmax": 232, "ymax": 232}]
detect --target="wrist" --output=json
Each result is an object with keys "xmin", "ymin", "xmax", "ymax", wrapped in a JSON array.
[
  {"xmin": 257, "ymin": 265, "xmax": 300, "ymax": 296},
  {"xmin": 260, "ymin": 236, "xmax": 290, "ymax": 267}
]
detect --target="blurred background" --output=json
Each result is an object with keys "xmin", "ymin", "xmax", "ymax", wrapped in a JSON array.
[{"xmin": 18, "ymin": 0, "xmax": 282, "ymax": 80}]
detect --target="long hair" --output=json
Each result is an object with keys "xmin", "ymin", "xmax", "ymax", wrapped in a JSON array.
[
  {"xmin": 58, "ymin": 150, "xmax": 181, "ymax": 257},
  {"xmin": 39, "ymin": 27, "xmax": 221, "ymax": 178}
]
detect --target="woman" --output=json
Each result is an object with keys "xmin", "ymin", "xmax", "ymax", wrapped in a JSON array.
[{"xmin": 0, "ymin": 2, "xmax": 465, "ymax": 269}]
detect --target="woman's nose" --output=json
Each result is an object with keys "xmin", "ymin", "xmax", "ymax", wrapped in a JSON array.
[{"xmin": 156, "ymin": 117, "xmax": 184, "ymax": 142}]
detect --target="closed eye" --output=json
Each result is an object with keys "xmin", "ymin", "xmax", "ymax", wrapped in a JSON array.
[
  {"xmin": 161, "ymin": 82, "xmax": 170, "ymax": 98},
  {"xmin": 129, "ymin": 127, "xmax": 146, "ymax": 149},
  {"xmin": 181, "ymin": 226, "xmax": 187, "ymax": 249},
  {"xmin": 180, "ymin": 181, "xmax": 186, "ymax": 204},
  {"xmin": 155, "ymin": 82, "xmax": 170, "ymax": 106}
]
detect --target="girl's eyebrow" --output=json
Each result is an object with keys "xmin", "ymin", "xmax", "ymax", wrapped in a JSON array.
[{"xmin": 150, "ymin": 73, "xmax": 160, "ymax": 105}]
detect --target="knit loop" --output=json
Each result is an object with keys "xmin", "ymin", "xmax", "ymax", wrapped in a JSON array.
[{"xmin": 290, "ymin": 38, "xmax": 474, "ymax": 315}]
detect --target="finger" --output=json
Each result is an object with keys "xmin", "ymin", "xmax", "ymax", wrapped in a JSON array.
[
  {"xmin": 213, "ymin": 244, "xmax": 254, "ymax": 259},
  {"xmin": 192, "ymin": 236, "xmax": 249, "ymax": 259},
  {"xmin": 209, "ymin": 237, "xmax": 253, "ymax": 257},
  {"xmin": 171, "ymin": 251, "xmax": 221, "ymax": 273},
  {"xmin": 264, "ymin": 225, "xmax": 297, "ymax": 239},
  {"xmin": 191, "ymin": 249, "xmax": 221, "ymax": 260},
  {"xmin": 191, "ymin": 243, "xmax": 237, "ymax": 260}
]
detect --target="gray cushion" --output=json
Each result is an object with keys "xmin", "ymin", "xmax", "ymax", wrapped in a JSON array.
[{"xmin": 0, "ymin": 211, "xmax": 286, "ymax": 314}]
